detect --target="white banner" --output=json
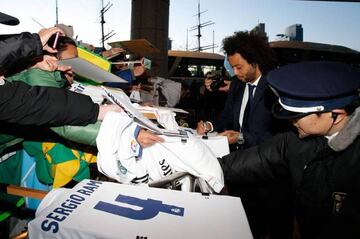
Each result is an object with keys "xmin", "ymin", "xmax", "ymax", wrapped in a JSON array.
[{"xmin": 29, "ymin": 179, "xmax": 252, "ymax": 239}]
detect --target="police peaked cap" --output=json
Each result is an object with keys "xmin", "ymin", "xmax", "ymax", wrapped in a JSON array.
[
  {"xmin": 267, "ymin": 61, "xmax": 360, "ymax": 119},
  {"xmin": 0, "ymin": 12, "xmax": 19, "ymax": 26}
]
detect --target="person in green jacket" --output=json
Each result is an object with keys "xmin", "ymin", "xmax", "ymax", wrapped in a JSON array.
[{"xmin": 4, "ymin": 49, "xmax": 99, "ymax": 188}]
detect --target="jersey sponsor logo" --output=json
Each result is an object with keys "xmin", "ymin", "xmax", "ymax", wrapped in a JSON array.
[
  {"xmin": 158, "ymin": 159, "xmax": 173, "ymax": 177},
  {"xmin": 94, "ymin": 193, "xmax": 184, "ymax": 220}
]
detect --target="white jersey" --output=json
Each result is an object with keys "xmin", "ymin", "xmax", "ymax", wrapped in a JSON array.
[
  {"xmin": 96, "ymin": 112, "xmax": 224, "ymax": 193},
  {"xmin": 28, "ymin": 179, "xmax": 252, "ymax": 239},
  {"xmin": 70, "ymin": 82, "xmax": 180, "ymax": 131}
]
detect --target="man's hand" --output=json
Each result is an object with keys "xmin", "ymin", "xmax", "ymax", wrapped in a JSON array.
[
  {"xmin": 204, "ymin": 78, "xmax": 214, "ymax": 92},
  {"xmin": 218, "ymin": 80, "xmax": 231, "ymax": 92},
  {"xmin": 32, "ymin": 55, "xmax": 74, "ymax": 84},
  {"xmin": 133, "ymin": 58, "xmax": 146, "ymax": 77},
  {"xmin": 57, "ymin": 64, "xmax": 74, "ymax": 85},
  {"xmin": 101, "ymin": 47, "xmax": 125, "ymax": 58},
  {"xmin": 32, "ymin": 55, "xmax": 58, "ymax": 71},
  {"xmin": 218, "ymin": 130, "xmax": 239, "ymax": 144},
  {"xmin": 196, "ymin": 120, "xmax": 211, "ymax": 135},
  {"xmin": 137, "ymin": 129, "xmax": 164, "ymax": 148},
  {"xmin": 38, "ymin": 27, "xmax": 65, "ymax": 53},
  {"xmin": 97, "ymin": 104, "xmax": 123, "ymax": 121}
]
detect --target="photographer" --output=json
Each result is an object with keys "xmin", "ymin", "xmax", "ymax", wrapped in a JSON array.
[
  {"xmin": 198, "ymin": 69, "xmax": 231, "ymax": 123},
  {"xmin": 204, "ymin": 69, "xmax": 231, "ymax": 93}
]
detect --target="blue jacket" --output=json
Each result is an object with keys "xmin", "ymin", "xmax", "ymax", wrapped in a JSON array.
[{"xmin": 212, "ymin": 76, "xmax": 280, "ymax": 148}]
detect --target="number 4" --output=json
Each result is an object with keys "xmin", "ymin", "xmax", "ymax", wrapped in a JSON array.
[{"xmin": 94, "ymin": 194, "xmax": 185, "ymax": 220}]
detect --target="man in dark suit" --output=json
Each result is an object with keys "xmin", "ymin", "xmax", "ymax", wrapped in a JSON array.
[
  {"xmin": 197, "ymin": 31, "xmax": 280, "ymax": 149},
  {"xmin": 197, "ymin": 31, "xmax": 292, "ymax": 239}
]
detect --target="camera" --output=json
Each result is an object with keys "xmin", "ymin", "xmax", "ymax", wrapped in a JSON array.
[{"xmin": 210, "ymin": 77, "xmax": 225, "ymax": 91}]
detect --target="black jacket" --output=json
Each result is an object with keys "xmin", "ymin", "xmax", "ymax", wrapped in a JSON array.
[
  {"xmin": 219, "ymin": 108, "xmax": 360, "ymax": 238},
  {"xmin": 0, "ymin": 80, "xmax": 99, "ymax": 126},
  {"xmin": 0, "ymin": 32, "xmax": 42, "ymax": 74}
]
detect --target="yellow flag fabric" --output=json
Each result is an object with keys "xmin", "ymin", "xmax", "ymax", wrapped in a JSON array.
[
  {"xmin": 24, "ymin": 141, "xmax": 96, "ymax": 188},
  {"xmin": 77, "ymin": 47, "xmax": 110, "ymax": 71}
]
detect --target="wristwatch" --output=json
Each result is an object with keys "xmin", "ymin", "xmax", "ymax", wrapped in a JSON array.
[{"xmin": 237, "ymin": 133, "xmax": 245, "ymax": 145}]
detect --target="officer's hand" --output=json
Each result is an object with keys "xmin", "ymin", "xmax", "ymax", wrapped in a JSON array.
[
  {"xmin": 219, "ymin": 130, "xmax": 239, "ymax": 144},
  {"xmin": 137, "ymin": 129, "xmax": 164, "ymax": 148}
]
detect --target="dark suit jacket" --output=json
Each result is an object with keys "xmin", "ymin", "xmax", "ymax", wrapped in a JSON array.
[
  {"xmin": 215, "ymin": 76, "xmax": 293, "ymax": 238},
  {"xmin": 212, "ymin": 76, "xmax": 280, "ymax": 148}
]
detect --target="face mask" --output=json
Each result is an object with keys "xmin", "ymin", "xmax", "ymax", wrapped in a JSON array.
[{"xmin": 224, "ymin": 56, "xmax": 235, "ymax": 77}]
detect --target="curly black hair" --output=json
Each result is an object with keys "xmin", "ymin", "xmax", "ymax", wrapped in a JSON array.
[{"xmin": 222, "ymin": 31, "xmax": 277, "ymax": 75}]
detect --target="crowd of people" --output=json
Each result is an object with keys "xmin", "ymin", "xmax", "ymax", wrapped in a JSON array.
[
  {"xmin": 0, "ymin": 11, "xmax": 163, "ymax": 235},
  {"xmin": 1, "ymin": 10, "xmax": 360, "ymax": 239}
]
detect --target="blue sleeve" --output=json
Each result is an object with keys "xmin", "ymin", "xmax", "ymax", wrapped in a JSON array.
[
  {"xmin": 134, "ymin": 125, "xmax": 143, "ymax": 158},
  {"xmin": 104, "ymin": 69, "xmax": 134, "ymax": 89}
]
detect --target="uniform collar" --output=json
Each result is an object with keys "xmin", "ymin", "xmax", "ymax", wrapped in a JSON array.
[
  {"xmin": 325, "ymin": 132, "xmax": 339, "ymax": 141},
  {"xmin": 328, "ymin": 107, "xmax": 360, "ymax": 151}
]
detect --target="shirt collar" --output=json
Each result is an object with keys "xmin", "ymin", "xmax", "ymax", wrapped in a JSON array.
[{"xmin": 248, "ymin": 75, "xmax": 261, "ymax": 87}]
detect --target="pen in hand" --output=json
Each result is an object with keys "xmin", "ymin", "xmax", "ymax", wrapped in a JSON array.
[{"xmin": 202, "ymin": 121, "xmax": 208, "ymax": 139}]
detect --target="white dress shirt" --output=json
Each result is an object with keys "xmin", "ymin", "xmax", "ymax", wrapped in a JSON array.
[{"xmin": 239, "ymin": 75, "xmax": 261, "ymax": 130}]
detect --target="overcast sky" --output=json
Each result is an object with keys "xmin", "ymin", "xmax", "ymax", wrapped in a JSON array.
[{"xmin": 2, "ymin": 0, "xmax": 360, "ymax": 53}]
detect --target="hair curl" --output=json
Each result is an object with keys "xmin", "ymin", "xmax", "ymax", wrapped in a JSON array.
[{"xmin": 222, "ymin": 31, "xmax": 277, "ymax": 75}]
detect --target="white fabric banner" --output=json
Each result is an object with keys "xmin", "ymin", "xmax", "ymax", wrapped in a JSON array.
[{"xmin": 29, "ymin": 179, "xmax": 253, "ymax": 239}]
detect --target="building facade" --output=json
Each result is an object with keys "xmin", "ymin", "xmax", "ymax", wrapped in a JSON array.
[{"xmin": 285, "ymin": 24, "xmax": 303, "ymax": 41}]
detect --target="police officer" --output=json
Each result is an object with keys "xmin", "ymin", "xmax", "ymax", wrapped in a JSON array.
[{"xmin": 219, "ymin": 61, "xmax": 360, "ymax": 239}]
